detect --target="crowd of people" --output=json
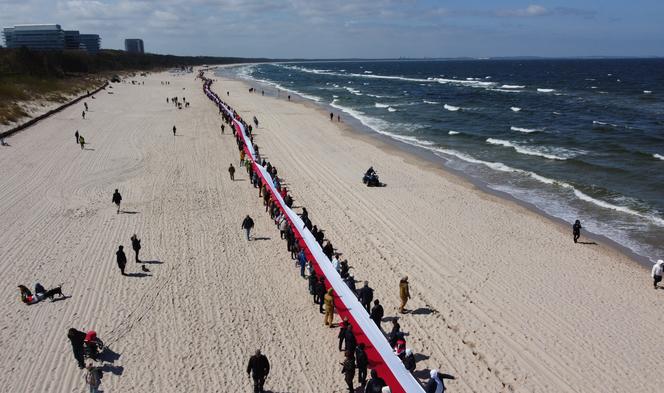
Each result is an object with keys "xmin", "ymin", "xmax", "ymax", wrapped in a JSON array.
[{"xmin": 201, "ymin": 73, "xmax": 452, "ymax": 392}]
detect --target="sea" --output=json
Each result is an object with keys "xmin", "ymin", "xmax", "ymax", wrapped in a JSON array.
[{"xmin": 216, "ymin": 59, "xmax": 664, "ymax": 263}]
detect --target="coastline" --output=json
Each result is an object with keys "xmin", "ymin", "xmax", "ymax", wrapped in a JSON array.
[{"xmin": 217, "ymin": 66, "xmax": 650, "ymax": 269}]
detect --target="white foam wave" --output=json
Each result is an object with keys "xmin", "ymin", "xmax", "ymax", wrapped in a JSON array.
[
  {"xmin": 489, "ymin": 88, "xmax": 524, "ymax": 93},
  {"xmin": 510, "ymin": 126, "xmax": 539, "ymax": 133},
  {"xmin": 573, "ymin": 190, "xmax": 664, "ymax": 226},
  {"xmin": 593, "ymin": 120, "xmax": 618, "ymax": 128},
  {"xmin": 448, "ymin": 131, "xmax": 460, "ymax": 135},
  {"xmin": 486, "ymin": 138, "xmax": 568, "ymax": 160},
  {"xmin": 444, "ymin": 104, "xmax": 460, "ymax": 112},
  {"xmin": 388, "ymin": 107, "xmax": 397, "ymax": 112},
  {"xmin": 423, "ymin": 100, "xmax": 439, "ymax": 104},
  {"xmin": 654, "ymin": 154, "xmax": 664, "ymax": 161},
  {"xmin": 510, "ymin": 107, "xmax": 521, "ymax": 112},
  {"xmin": 366, "ymin": 93, "xmax": 388, "ymax": 98},
  {"xmin": 500, "ymin": 85, "xmax": 525, "ymax": 89},
  {"xmin": 241, "ymin": 74, "xmax": 322, "ymax": 102},
  {"xmin": 344, "ymin": 87, "xmax": 363, "ymax": 96},
  {"xmin": 374, "ymin": 103, "xmax": 389, "ymax": 108},
  {"xmin": 644, "ymin": 90, "xmax": 653, "ymax": 94},
  {"xmin": 537, "ymin": 88, "xmax": 555, "ymax": 93},
  {"xmin": 364, "ymin": 71, "xmax": 373, "ymax": 74}
]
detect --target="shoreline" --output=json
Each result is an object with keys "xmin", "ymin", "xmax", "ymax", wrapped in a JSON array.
[{"xmin": 214, "ymin": 65, "xmax": 651, "ymax": 269}]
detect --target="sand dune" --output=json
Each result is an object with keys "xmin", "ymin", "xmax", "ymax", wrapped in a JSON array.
[{"xmin": 0, "ymin": 69, "xmax": 662, "ymax": 393}]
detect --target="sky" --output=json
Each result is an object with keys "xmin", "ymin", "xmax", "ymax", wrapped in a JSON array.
[{"xmin": 1, "ymin": 0, "xmax": 663, "ymax": 58}]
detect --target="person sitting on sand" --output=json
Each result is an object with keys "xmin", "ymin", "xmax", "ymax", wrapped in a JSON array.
[
  {"xmin": 18, "ymin": 283, "xmax": 66, "ymax": 304},
  {"xmin": 573, "ymin": 220, "xmax": 582, "ymax": 243}
]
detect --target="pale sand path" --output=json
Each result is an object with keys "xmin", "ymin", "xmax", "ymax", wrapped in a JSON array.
[
  {"xmin": 209, "ymin": 75, "xmax": 664, "ymax": 393},
  {"xmin": 0, "ymin": 72, "xmax": 340, "ymax": 392}
]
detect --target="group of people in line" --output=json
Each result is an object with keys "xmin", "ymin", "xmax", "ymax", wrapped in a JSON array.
[{"xmin": 203, "ymin": 75, "xmax": 452, "ymax": 392}]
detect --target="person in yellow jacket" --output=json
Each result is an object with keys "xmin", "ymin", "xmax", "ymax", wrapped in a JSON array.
[
  {"xmin": 324, "ymin": 288, "xmax": 335, "ymax": 327},
  {"xmin": 399, "ymin": 276, "xmax": 410, "ymax": 314}
]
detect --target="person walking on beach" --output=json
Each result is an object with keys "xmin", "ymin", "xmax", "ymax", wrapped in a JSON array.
[
  {"xmin": 116, "ymin": 246, "xmax": 127, "ymax": 276},
  {"xmin": 84, "ymin": 102, "xmax": 88, "ymax": 111},
  {"xmin": 242, "ymin": 215, "xmax": 255, "ymax": 241},
  {"xmin": 652, "ymin": 259, "xmax": 664, "ymax": 289},
  {"xmin": 356, "ymin": 343, "xmax": 369, "ymax": 387},
  {"xmin": 79, "ymin": 135, "xmax": 85, "ymax": 150},
  {"xmin": 228, "ymin": 164, "xmax": 235, "ymax": 181},
  {"xmin": 221, "ymin": 124, "xmax": 225, "ymax": 134},
  {"xmin": 399, "ymin": 276, "xmax": 411, "ymax": 314},
  {"xmin": 84, "ymin": 362, "xmax": 101, "ymax": 393},
  {"xmin": 131, "ymin": 234, "xmax": 141, "ymax": 263},
  {"xmin": 112, "ymin": 189, "xmax": 122, "ymax": 214},
  {"xmin": 357, "ymin": 281, "xmax": 373, "ymax": 312},
  {"xmin": 324, "ymin": 288, "xmax": 335, "ymax": 327},
  {"xmin": 172, "ymin": 125, "xmax": 176, "ymax": 136},
  {"xmin": 75, "ymin": 130, "xmax": 79, "ymax": 144},
  {"xmin": 82, "ymin": 111, "xmax": 86, "ymax": 119},
  {"xmin": 247, "ymin": 349, "xmax": 270, "ymax": 393},
  {"xmin": 67, "ymin": 328, "xmax": 86, "ymax": 369},
  {"xmin": 340, "ymin": 350, "xmax": 356, "ymax": 393},
  {"xmin": 370, "ymin": 299, "xmax": 384, "ymax": 329},
  {"xmin": 573, "ymin": 220, "xmax": 582, "ymax": 243},
  {"xmin": 330, "ymin": 112, "xmax": 334, "ymax": 121}
]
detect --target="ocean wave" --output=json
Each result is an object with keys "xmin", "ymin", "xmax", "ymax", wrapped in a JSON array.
[
  {"xmin": 489, "ymin": 88, "xmax": 524, "ymax": 93},
  {"xmin": 500, "ymin": 85, "xmax": 525, "ymax": 89},
  {"xmin": 448, "ymin": 131, "xmax": 460, "ymax": 135},
  {"xmin": 537, "ymin": 88, "xmax": 555, "ymax": 93},
  {"xmin": 388, "ymin": 107, "xmax": 397, "ymax": 112},
  {"xmin": 364, "ymin": 71, "xmax": 373, "ymax": 74},
  {"xmin": 344, "ymin": 87, "xmax": 363, "ymax": 96},
  {"xmin": 374, "ymin": 103, "xmax": 389, "ymax": 108},
  {"xmin": 423, "ymin": 100, "xmax": 440, "ymax": 104},
  {"xmin": 654, "ymin": 154, "xmax": 664, "ymax": 161},
  {"xmin": 241, "ymin": 74, "xmax": 322, "ymax": 102},
  {"xmin": 592, "ymin": 120, "xmax": 618, "ymax": 129},
  {"xmin": 431, "ymin": 148, "xmax": 664, "ymax": 227},
  {"xmin": 444, "ymin": 104, "xmax": 460, "ymax": 112},
  {"xmin": 510, "ymin": 107, "xmax": 522, "ymax": 112},
  {"xmin": 486, "ymin": 138, "xmax": 568, "ymax": 160},
  {"xmin": 644, "ymin": 90, "xmax": 653, "ymax": 94},
  {"xmin": 510, "ymin": 126, "xmax": 539, "ymax": 133}
]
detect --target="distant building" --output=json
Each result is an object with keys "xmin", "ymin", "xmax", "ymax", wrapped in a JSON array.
[
  {"xmin": 64, "ymin": 30, "xmax": 80, "ymax": 49},
  {"xmin": 124, "ymin": 38, "xmax": 144, "ymax": 54},
  {"xmin": 2, "ymin": 24, "xmax": 100, "ymax": 53},
  {"xmin": 80, "ymin": 34, "xmax": 100, "ymax": 54},
  {"xmin": 3, "ymin": 24, "xmax": 65, "ymax": 50}
]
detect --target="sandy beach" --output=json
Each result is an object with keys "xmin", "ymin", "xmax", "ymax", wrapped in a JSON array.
[{"xmin": 1, "ymin": 68, "xmax": 662, "ymax": 392}]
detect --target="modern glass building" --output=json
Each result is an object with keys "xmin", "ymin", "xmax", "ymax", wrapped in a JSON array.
[
  {"xmin": 80, "ymin": 34, "xmax": 101, "ymax": 54},
  {"xmin": 2, "ymin": 24, "xmax": 100, "ymax": 53},
  {"xmin": 3, "ymin": 24, "xmax": 65, "ymax": 50},
  {"xmin": 124, "ymin": 38, "xmax": 144, "ymax": 54}
]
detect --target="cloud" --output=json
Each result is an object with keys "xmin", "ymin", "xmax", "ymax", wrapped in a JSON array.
[{"xmin": 494, "ymin": 4, "xmax": 596, "ymax": 18}]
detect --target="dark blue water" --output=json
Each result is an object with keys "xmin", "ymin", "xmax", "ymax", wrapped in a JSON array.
[{"xmin": 217, "ymin": 59, "xmax": 664, "ymax": 262}]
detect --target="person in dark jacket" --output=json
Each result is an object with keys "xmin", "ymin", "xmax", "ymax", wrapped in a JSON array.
[
  {"xmin": 75, "ymin": 130, "xmax": 79, "ymax": 144},
  {"xmin": 112, "ymin": 189, "xmax": 122, "ymax": 214},
  {"xmin": 338, "ymin": 318, "xmax": 349, "ymax": 351},
  {"xmin": 308, "ymin": 272, "xmax": 317, "ymax": 296},
  {"xmin": 315, "ymin": 277, "xmax": 326, "ymax": 313},
  {"xmin": 242, "ymin": 215, "xmax": 255, "ymax": 241},
  {"xmin": 247, "ymin": 349, "xmax": 270, "ymax": 393},
  {"xmin": 425, "ymin": 369, "xmax": 454, "ymax": 393},
  {"xmin": 357, "ymin": 281, "xmax": 374, "ymax": 312},
  {"xmin": 228, "ymin": 164, "xmax": 235, "ymax": 180},
  {"xmin": 355, "ymin": 343, "xmax": 368, "ymax": 387},
  {"xmin": 403, "ymin": 348, "xmax": 416, "ymax": 373},
  {"xmin": 370, "ymin": 299, "xmax": 384, "ymax": 329},
  {"xmin": 365, "ymin": 369, "xmax": 386, "ymax": 393},
  {"xmin": 573, "ymin": 219, "xmax": 582, "ymax": 243},
  {"xmin": 116, "ymin": 246, "xmax": 127, "ymax": 275},
  {"xmin": 388, "ymin": 319, "xmax": 401, "ymax": 347},
  {"xmin": 323, "ymin": 240, "xmax": 334, "ymax": 259},
  {"xmin": 340, "ymin": 351, "xmax": 355, "ymax": 393},
  {"xmin": 131, "ymin": 234, "xmax": 141, "ymax": 263},
  {"xmin": 344, "ymin": 275, "xmax": 357, "ymax": 295},
  {"xmin": 344, "ymin": 323, "xmax": 357, "ymax": 354},
  {"xmin": 67, "ymin": 328, "xmax": 86, "ymax": 368}
]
